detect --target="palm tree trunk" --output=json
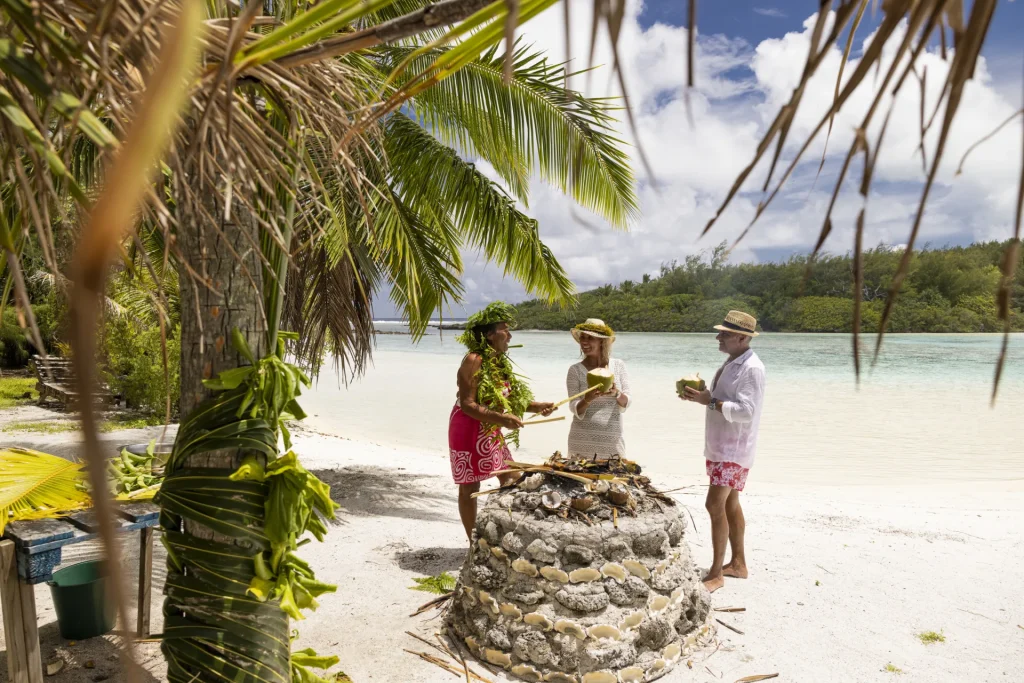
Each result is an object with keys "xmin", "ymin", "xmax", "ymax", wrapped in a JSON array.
[
  {"xmin": 158, "ymin": 161, "xmax": 291, "ymax": 683},
  {"xmin": 178, "ymin": 199, "xmax": 266, "ymax": 417}
]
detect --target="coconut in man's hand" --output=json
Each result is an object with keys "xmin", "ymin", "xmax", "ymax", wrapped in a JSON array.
[{"xmin": 676, "ymin": 373, "xmax": 706, "ymax": 396}]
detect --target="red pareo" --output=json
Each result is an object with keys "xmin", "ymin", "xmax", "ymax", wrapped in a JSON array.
[{"xmin": 448, "ymin": 383, "xmax": 511, "ymax": 485}]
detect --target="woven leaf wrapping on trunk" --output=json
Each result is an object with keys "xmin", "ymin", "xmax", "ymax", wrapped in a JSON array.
[{"xmin": 159, "ymin": 336, "xmax": 338, "ymax": 683}]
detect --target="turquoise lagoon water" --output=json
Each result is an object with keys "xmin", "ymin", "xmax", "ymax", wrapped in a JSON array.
[{"xmin": 301, "ymin": 330, "xmax": 1024, "ymax": 487}]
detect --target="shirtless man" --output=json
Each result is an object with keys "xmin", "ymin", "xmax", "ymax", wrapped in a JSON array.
[{"xmin": 681, "ymin": 310, "xmax": 766, "ymax": 593}]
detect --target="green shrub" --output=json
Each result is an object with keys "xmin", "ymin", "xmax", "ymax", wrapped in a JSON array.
[
  {"xmin": 32, "ymin": 303, "xmax": 59, "ymax": 349},
  {"xmin": 103, "ymin": 317, "xmax": 180, "ymax": 415},
  {"xmin": 779, "ymin": 297, "xmax": 854, "ymax": 332},
  {"xmin": 515, "ymin": 240, "xmax": 1024, "ymax": 333},
  {"xmin": 0, "ymin": 308, "xmax": 31, "ymax": 367},
  {"xmin": 0, "ymin": 304, "xmax": 61, "ymax": 368}
]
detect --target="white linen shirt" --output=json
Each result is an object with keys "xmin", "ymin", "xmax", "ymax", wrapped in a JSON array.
[{"xmin": 704, "ymin": 349, "xmax": 766, "ymax": 469}]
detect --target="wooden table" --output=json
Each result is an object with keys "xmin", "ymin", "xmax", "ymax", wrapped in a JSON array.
[{"xmin": 0, "ymin": 503, "xmax": 159, "ymax": 683}]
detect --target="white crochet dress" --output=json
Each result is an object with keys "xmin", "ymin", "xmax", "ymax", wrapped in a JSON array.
[{"xmin": 566, "ymin": 358, "xmax": 632, "ymax": 460}]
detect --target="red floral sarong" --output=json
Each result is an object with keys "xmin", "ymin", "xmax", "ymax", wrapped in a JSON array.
[
  {"xmin": 706, "ymin": 459, "xmax": 749, "ymax": 491},
  {"xmin": 448, "ymin": 405, "xmax": 511, "ymax": 485}
]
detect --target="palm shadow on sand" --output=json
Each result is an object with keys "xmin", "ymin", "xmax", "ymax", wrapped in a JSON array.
[
  {"xmin": 313, "ymin": 465, "xmax": 456, "ymax": 524},
  {"xmin": 394, "ymin": 546, "xmax": 467, "ymax": 575}
]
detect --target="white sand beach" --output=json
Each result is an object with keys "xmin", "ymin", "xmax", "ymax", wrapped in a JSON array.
[{"xmin": 2, "ymin": 411, "xmax": 1021, "ymax": 683}]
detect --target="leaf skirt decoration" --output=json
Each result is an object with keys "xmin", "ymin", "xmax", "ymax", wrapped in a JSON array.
[{"xmin": 157, "ymin": 338, "xmax": 339, "ymax": 683}]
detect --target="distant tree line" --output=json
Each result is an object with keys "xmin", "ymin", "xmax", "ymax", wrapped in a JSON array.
[{"xmin": 514, "ymin": 241, "xmax": 1024, "ymax": 333}]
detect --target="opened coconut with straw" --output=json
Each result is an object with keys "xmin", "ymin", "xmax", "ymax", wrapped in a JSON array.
[{"xmin": 565, "ymin": 319, "xmax": 633, "ymax": 461}]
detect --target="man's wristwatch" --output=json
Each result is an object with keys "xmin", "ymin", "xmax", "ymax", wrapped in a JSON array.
[{"xmin": 708, "ymin": 398, "xmax": 718, "ymax": 412}]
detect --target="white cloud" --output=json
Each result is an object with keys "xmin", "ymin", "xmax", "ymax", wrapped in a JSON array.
[
  {"xmin": 753, "ymin": 8, "xmax": 787, "ymax": 18},
  {"xmin": 376, "ymin": 2, "xmax": 1024, "ymax": 317}
]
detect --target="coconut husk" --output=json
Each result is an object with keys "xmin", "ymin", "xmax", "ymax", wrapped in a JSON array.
[{"xmin": 497, "ymin": 452, "xmax": 676, "ymax": 525}]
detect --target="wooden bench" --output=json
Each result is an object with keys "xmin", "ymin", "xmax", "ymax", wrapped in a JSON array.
[
  {"xmin": 0, "ymin": 504, "xmax": 158, "ymax": 683},
  {"xmin": 30, "ymin": 356, "xmax": 113, "ymax": 409}
]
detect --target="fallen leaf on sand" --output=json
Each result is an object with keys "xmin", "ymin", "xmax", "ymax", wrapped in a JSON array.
[{"xmin": 734, "ymin": 676, "xmax": 779, "ymax": 683}]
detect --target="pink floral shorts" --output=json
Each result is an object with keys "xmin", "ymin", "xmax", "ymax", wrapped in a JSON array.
[{"xmin": 706, "ymin": 459, "xmax": 749, "ymax": 491}]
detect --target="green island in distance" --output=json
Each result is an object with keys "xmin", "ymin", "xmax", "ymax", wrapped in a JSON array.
[{"xmin": 513, "ymin": 240, "xmax": 1024, "ymax": 334}]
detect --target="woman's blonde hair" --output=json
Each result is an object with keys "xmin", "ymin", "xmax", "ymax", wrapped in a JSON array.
[{"xmin": 579, "ymin": 336, "xmax": 613, "ymax": 366}]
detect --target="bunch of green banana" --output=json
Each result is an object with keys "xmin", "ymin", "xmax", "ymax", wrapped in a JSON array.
[{"xmin": 108, "ymin": 439, "xmax": 163, "ymax": 498}]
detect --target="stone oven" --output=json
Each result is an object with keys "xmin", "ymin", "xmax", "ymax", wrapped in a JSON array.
[{"xmin": 446, "ymin": 456, "xmax": 714, "ymax": 683}]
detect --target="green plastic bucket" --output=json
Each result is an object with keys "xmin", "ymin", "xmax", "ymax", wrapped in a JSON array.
[{"xmin": 47, "ymin": 561, "xmax": 115, "ymax": 640}]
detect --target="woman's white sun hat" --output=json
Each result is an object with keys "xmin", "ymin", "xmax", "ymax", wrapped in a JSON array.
[
  {"xmin": 712, "ymin": 310, "xmax": 759, "ymax": 337},
  {"xmin": 571, "ymin": 318, "xmax": 615, "ymax": 342}
]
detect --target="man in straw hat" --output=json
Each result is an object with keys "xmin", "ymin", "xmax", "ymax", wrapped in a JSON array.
[{"xmin": 681, "ymin": 310, "xmax": 766, "ymax": 593}]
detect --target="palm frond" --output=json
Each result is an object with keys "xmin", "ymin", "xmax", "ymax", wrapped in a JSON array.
[
  {"xmin": 409, "ymin": 571, "xmax": 457, "ymax": 594},
  {"xmin": 389, "ymin": 41, "xmax": 638, "ymax": 226},
  {"xmin": 284, "ymin": 229, "xmax": 379, "ymax": 379},
  {"xmin": 356, "ymin": 0, "xmax": 449, "ymax": 43},
  {"xmin": 0, "ymin": 447, "xmax": 91, "ymax": 535},
  {"xmin": 386, "ymin": 111, "xmax": 575, "ymax": 306},
  {"xmin": 370, "ymin": 184, "xmax": 465, "ymax": 335}
]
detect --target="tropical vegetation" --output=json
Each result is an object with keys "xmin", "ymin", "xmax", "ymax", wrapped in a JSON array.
[
  {"xmin": 515, "ymin": 241, "xmax": 1024, "ymax": 334},
  {"xmin": 0, "ymin": 0, "xmax": 636, "ymax": 681},
  {"xmin": 0, "ymin": 0, "xmax": 1019, "ymax": 681}
]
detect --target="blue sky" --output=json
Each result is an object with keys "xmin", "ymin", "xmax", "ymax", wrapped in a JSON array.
[
  {"xmin": 640, "ymin": 0, "xmax": 1023, "ymax": 103},
  {"xmin": 374, "ymin": 1, "xmax": 1024, "ymax": 319},
  {"xmin": 641, "ymin": 0, "xmax": 1023, "ymax": 59}
]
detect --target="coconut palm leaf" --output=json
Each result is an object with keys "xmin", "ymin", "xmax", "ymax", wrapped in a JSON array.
[
  {"xmin": 409, "ymin": 571, "xmax": 457, "ymax": 595},
  {"xmin": 385, "ymin": 111, "xmax": 575, "ymax": 304},
  {"xmin": 0, "ymin": 447, "xmax": 91, "ymax": 535},
  {"xmin": 284, "ymin": 103, "xmax": 582, "ymax": 375},
  {"xmin": 281, "ymin": 39, "xmax": 636, "ymax": 375},
  {"xmin": 386, "ymin": 41, "xmax": 638, "ymax": 226}
]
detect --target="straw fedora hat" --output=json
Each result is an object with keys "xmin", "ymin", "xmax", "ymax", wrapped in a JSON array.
[
  {"xmin": 713, "ymin": 310, "xmax": 759, "ymax": 337},
  {"xmin": 571, "ymin": 318, "xmax": 615, "ymax": 342}
]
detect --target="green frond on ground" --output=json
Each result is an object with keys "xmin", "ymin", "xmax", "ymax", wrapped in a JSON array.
[{"xmin": 409, "ymin": 572, "xmax": 457, "ymax": 595}]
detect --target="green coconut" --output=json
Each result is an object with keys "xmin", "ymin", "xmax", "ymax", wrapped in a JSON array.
[
  {"xmin": 676, "ymin": 373, "xmax": 706, "ymax": 396},
  {"xmin": 586, "ymin": 368, "xmax": 615, "ymax": 392}
]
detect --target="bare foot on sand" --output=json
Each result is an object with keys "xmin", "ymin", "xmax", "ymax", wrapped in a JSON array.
[
  {"xmin": 702, "ymin": 574, "xmax": 725, "ymax": 593},
  {"xmin": 723, "ymin": 562, "xmax": 748, "ymax": 579}
]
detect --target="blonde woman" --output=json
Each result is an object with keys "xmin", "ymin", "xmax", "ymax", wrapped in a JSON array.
[{"xmin": 566, "ymin": 319, "xmax": 631, "ymax": 459}]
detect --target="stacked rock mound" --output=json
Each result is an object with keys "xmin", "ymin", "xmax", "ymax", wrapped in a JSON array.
[{"xmin": 446, "ymin": 456, "xmax": 714, "ymax": 683}]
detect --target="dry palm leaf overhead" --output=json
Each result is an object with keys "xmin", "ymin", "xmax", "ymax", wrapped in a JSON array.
[{"xmin": 535, "ymin": 0, "xmax": 1021, "ymax": 401}]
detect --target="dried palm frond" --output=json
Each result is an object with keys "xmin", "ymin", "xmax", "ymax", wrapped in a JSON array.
[{"xmin": 615, "ymin": 0, "xmax": 1013, "ymax": 396}]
